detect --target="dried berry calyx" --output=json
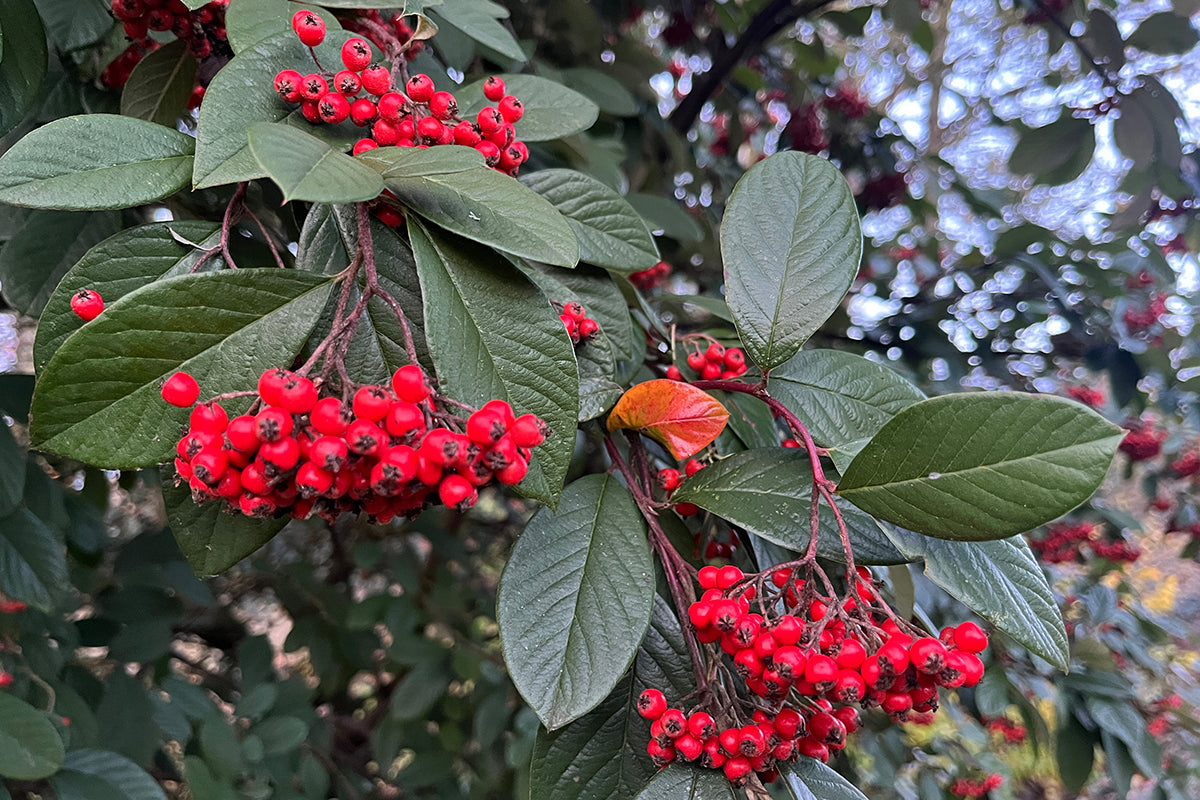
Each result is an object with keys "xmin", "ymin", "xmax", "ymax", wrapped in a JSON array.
[{"xmin": 167, "ymin": 366, "xmax": 548, "ymax": 525}]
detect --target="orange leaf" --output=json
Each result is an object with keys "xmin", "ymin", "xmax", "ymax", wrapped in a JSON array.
[{"xmin": 607, "ymin": 379, "xmax": 730, "ymax": 459}]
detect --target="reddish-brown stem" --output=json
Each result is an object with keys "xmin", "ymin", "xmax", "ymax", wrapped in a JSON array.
[
  {"xmin": 242, "ymin": 204, "xmax": 288, "ymax": 269},
  {"xmin": 189, "ymin": 183, "xmax": 247, "ymax": 273},
  {"xmin": 357, "ymin": 204, "xmax": 420, "ymax": 366}
]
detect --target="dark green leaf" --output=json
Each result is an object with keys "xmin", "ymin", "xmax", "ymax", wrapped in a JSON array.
[
  {"xmin": 383, "ymin": 165, "xmax": 579, "ymax": 267},
  {"xmin": 1009, "ymin": 115, "xmax": 1092, "ymax": 182},
  {"xmin": 838, "ymin": 394, "xmax": 1123, "ymax": 541},
  {"xmin": 456, "ymin": 74, "xmax": 599, "ymax": 142},
  {"xmin": 0, "ymin": 508, "xmax": 67, "ymax": 612},
  {"xmin": 193, "ymin": 29, "xmax": 360, "ymax": 189},
  {"xmin": 562, "ymin": 68, "xmax": 639, "ymax": 117},
  {"xmin": 0, "ymin": 115, "xmax": 194, "ymax": 209},
  {"xmin": 31, "ymin": 270, "xmax": 334, "ymax": 468},
  {"xmin": 1085, "ymin": 697, "xmax": 1159, "ymax": 775},
  {"xmin": 409, "ymin": 222, "xmax": 578, "ymax": 504},
  {"xmin": 520, "ymin": 169, "xmax": 658, "ymax": 272},
  {"xmin": 57, "ymin": 749, "xmax": 167, "ymax": 800},
  {"xmin": 882, "ymin": 526, "xmax": 1069, "ymax": 671},
  {"xmin": 248, "ymin": 123, "xmax": 383, "ymax": 203},
  {"xmin": 768, "ymin": 349, "xmax": 925, "ymax": 448},
  {"xmin": 530, "ymin": 595, "xmax": 694, "ymax": 800},
  {"xmin": 722, "ymin": 152, "xmax": 862, "ymax": 370},
  {"xmin": 673, "ymin": 448, "xmax": 907, "ymax": 565},
  {"xmin": 0, "ymin": 692, "xmax": 65, "ymax": 780},
  {"xmin": 356, "ymin": 144, "xmax": 485, "ymax": 178},
  {"xmin": 498, "ymin": 473, "xmax": 654, "ymax": 729},
  {"xmin": 0, "ymin": 421, "xmax": 25, "ymax": 516},
  {"xmin": 0, "ymin": 374, "xmax": 34, "ymax": 420},
  {"xmin": 1101, "ymin": 731, "xmax": 1135, "ymax": 797},
  {"xmin": 33, "ymin": 220, "xmax": 223, "ymax": 373},
  {"xmin": 0, "ymin": 209, "xmax": 122, "ymax": 317},
  {"xmin": 1056, "ymin": 711, "xmax": 1096, "ymax": 792},
  {"xmin": 120, "ymin": 41, "xmax": 197, "ymax": 128},
  {"xmin": 0, "ymin": 0, "xmax": 47, "ymax": 138},
  {"xmin": 625, "ymin": 193, "xmax": 704, "ymax": 243},
  {"xmin": 634, "ymin": 766, "xmax": 737, "ymax": 800},
  {"xmin": 1127, "ymin": 12, "xmax": 1197, "ymax": 55},
  {"xmin": 781, "ymin": 758, "xmax": 868, "ymax": 800},
  {"xmin": 163, "ymin": 474, "xmax": 288, "ymax": 577},
  {"xmin": 428, "ymin": 0, "xmax": 525, "ymax": 62},
  {"xmin": 252, "ymin": 716, "xmax": 309, "ymax": 755},
  {"xmin": 96, "ymin": 673, "xmax": 160, "ymax": 765},
  {"xmin": 30, "ymin": 0, "xmax": 111, "ymax": 51}
]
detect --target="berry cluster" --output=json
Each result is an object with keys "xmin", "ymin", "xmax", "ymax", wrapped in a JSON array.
[
  {"xmin": 165, "ymin": 365, "xmax": 548, "ymax": 524},
  {"xmin": 785, "ymin": 104, "xmax": 830, "ymax": 154},
  {"xmin": 1122, "ymin": 293, "xmax": 1167, "ymax": 334},
  {"xmin": 557, "ymin": 302, "xmax": 599, "ymax": 346},
  {"xmin": 1066, "ymin": 385, "xmax": 1104, "ymax": 409},
  {"xmin": 984, "ymin": 716, "xmax": 1027, "ymax": 744},
  {"xmin": 70, "ymin": 290, "xmax": 105, "ymax": 322},
  {"xmin": 629, "ymin": 261, "xmax": 672, "ymax": 291},
  {"xmin": 0, "ymin": 600, "xmax": 26, "ymax": 614},
  {"xmin": 1170, "ymin": 449, "xmax": 1200, "ymax": 477},
  {"xmin": 1029, "ymin": 521, "xmax": 1141, "ymax": 565},
  {"xmin": 658, "ymin": 460, "xmax": 706, "ymax": 521},
  {"xmin": 1119, "ymin": 421, "xmax": 1167, "ymax": 462},
  {"xmin": 641, "ymin": 565, "xmax": 987, "ymax": 785},
  {"xmin": 105, "ymin": 0, "xmax": 230, "ymax": 87},
  {"xmin": 682, "ymin": 342, "xmax": 748, "ymax": 381},
  {"xmin": 274, "ymin": 14, "xmax": 529, "ymax": 175},
  {"xmin": 949, "ymin": 774, "xmax": 1002, "ymax": 798},
  {"xmin": 337, "ymin": 8, "xmax": 425, "ymax": 61}
]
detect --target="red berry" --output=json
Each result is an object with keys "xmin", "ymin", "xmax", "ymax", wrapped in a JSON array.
[
  {"xmin": 953, "ymin": 621, "xmax": 988, "ymax": 654},
  {"xmin": 577, "ymin": 318, "xmax": 599, "ymax": 340},
  {"xmin": 657, "ymin": 468, "xmax": 682, "ymax": 492},
  {"xmin": 317, "ymin": 92, "xmax": 350, "ymax": 124},
  {"xmin": 498, "ymin": 94, "xmax": 524, "ymax": 122},
  {"xmin": 273, "ymin": 70, "xmax": 304, "ymax": 105},
  {"xmin": 476, "ymin": 106, "xmax": 504, "ymax": 134},
  {"xmin": 452, "ymin": 121, "xmax": 482, "ymax": 146},
  {"xmin": 482, "ymin": 76, "xmax": 506, "ymax": 102},
  {"xmin": 352, "ymin": 385, "xmax": 392, "ymax": 422},
  {"xmin": 475, "ymin": 140, "xmax": 501, "ymax": 166},
  {"xmin": 391, "ymin": 365, "xmax": 429, "ymax": 402},
  {"xmin": 416, "ymin": 116, "xmax": 444, "ymax": 142},
  {"xmin": 345, "ymin": 419, "xmax": 384, "ymax": 456},
  {"xmin": 295, "ymin": 462, "xmax": 334, "ymax": 497},
  {"xmin": 341, "ymin": 37, "xmax": 372, "ymax": 71},
  {"xmin": 147, "ymin": 9, "xmax": 175, "ymax": 32},
  {"xmin": 665, "ymin": 366, "xmax": 683, "ymax": 381},
  {"xmin": 636, "ymin": 689, "xmax": 667, "ymax": 719},
  {"xmin": 361, "ymin": 65, "xmax": 392, "ymax": 98},
  {"xmin": 910, "ymin": 637, "xmax": 949, "ymax": 675},
  {"xmin": 190, "ymin": 448, "xmax": 228, "ymax": 485},
  {"xmin": 300, "ymin": 74, "xmax": 327, "ymax": 102},
  {"xmin": 310, "ymin": 396, "xmax": 351, "ymax": 435},
  {"xmin": 438, "ymin": 473, "xmax": 476, "ymax": 508},
  {"xmin": 429, "ymin": 91, "xmax": 457, "ymax": 120},
  {"xmin": 277, "ymin": 377, "xmax": 318, "ymax": 414},
  {"xmin": 352, "ymin": 138, "xmax": 378, "ymax": 155},
  {"xmin": 189, "ymin": 402, "xmax": 228, "ymax": 433},
  {"xmin": 347, "ymin": 97, "xmax": 377, "ymax": 127},
  {"xmin": 291, "ymin": 11, "xmax": 325, "ymax": 47},
  {"xmin": 372, "ymin": 119, "xmax": 400, "ymax": 146},
  {"xmin": 70, "ymin": 289, "xmax": 104, "ymax": 321},
  {"xmin": 406, "ymin": 73, "xmax": 435, "ymax": 103},
  {"xmin": 377, "ymin": 92, "xmax": 406, "ymax": 123},
  {"xmin": 161, "ymin": 372, "xmax": 200, "ymax": 407}
]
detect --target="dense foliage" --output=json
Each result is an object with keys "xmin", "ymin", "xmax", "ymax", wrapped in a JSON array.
[{"xmin": 0, "ymin": 1, "xmax": 1197, "ymax": 799}]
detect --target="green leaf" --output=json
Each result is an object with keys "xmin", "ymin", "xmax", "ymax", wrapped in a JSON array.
[
  {"xmin": 0, "ymin": 209, "xmax": 122, "ymax": 317},
  {"xmin": 1056, "ymin": 711, "xmax": 1096, "ymax": 792},
  {"xmin": 193, "ymin": 29, "xmax": 360, "ymax": 189},
  {"xmin": 529, "ymin": 595, "xmax": 694, "ymax": 800},
  {"xmin": 881, "ymin": 526, "xmax": 1070, "ymax": 671},
  {"xmin": 31, "ymin": 270, "xmax": 334, "ymax": 468},
  {"xmin": 634, "ymin": 766, "xmax": 737, "ymax": 800},
  {"xmin": 768, "ymin": 349, "xmax": 925, "ymax": 448},
  {"xmin": 0, "ymin": 508, "xmax": 68, "ymax": 612},
  {"xmin": 0, "ymin": 115, "xmax": 195, "ymax": 209},
  {"xmin": 672, "ymin": 448, "xmax": 907, "ymax": 565},
  {"xmin": 56, "ymin": 749, "xmax": 167, "ymax": 800},
  {"xmin": 0, "ymin": 0, "xmax": 47, "ymax": 138},
  {"xmin": 0, "ymin": 421, "xmax": 26, "ymax": 516},
  {"xmin": 721, "ymin": 152, "xmax": 862, "ymax": 370},
  {"xmin": 498, "ymin": 473, "xmax": 654, "ymax": 729},
  {"xmin": 409, "ymin": 221, "xmax": 578, "ymax": 504},
  {"xmin": 456, "ymin": 74, "xmax": 599, "ymax": 142},
  {"xmin": 382, "ymin": 165, "xmax": 579, "ymax": 267},
  {"xmin": 561, "ymin": 67, "xmax": 639, "ymax": 117},
  {"xmin": 781, "ymin": 758, "xmax": 869, "ymax": 800},
  {"xmin": 428, "ymin": 0, "xmax": 524, "ymax": 62},
  {"xmin": 120, "ymin": 41, "xmax": 197, "ymax": 128},
  {"xmin": 625, "ymin": 193, "xmax": 704, "ymax": 243},
  {"xmin": 33, "ymin": 220, "xmax": 223, "ymax": 373},
  {"xmin": 520, "ymin": 169, "xmax": 659, "ymax": 272},
  {"xmin": 1127, "ymin": 12, "xmax": 1197, "ymax": 55},
  {"xmin": 837, "ymin": 393, "xmax": 1123, "ymax": 541},
  {"xmin": 163, "ymin": 474, "xmax": 288, "ymax": 577},
  {"xmin": 30, "ymin": 0, "xmax": 111, "ymax": 51},
  {"xmin": 0, "ymin": 691, "xmax": 65, "ymax": 780},
  {"xmin": 249, "ymin": 123, "xmax": 383, "ymax": 203},
  {"xmin": 1009, "ymin": 115, "xmax": 1093, "ymax": 183},
  {"xmin": 356, "ymin": 144, "xmax": 485, "ymax": 178},
  {"xmin": 252, "ymin": 716, "xmax": 309, "ymax": 755}
]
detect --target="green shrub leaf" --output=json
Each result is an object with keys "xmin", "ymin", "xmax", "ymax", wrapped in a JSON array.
[
  {"xmin": 163, "ymin": 474, "xmax": 288, "ymax": 577},
  {"xmin": 0, "ymin": 692, "xmax": 65, "ymax": 780},
  {"xmin": 881, "ymin": 526, "xmax": 1069, "ymax": 671},
  {"xmin": 672, "ymin": 448, "xmax": 907, "ymax": 565},
  {"xmin": 838, "ymin": 393, "xmax": 1123, "ymax": 540},
  {"xmin": 248, "ymin": 123, "xmax": 383, "ymax": 203},
  {"xmin": 0, "ymin": 507, "xmax": 67, "ymax": 612},
  {"xmin": 520, "ymin": 169, "xmax": 659, "ymax": 272},
  {"xmin": 0, "ymin": 115, "xmax": 194, "ymax": 209},
  {"xmin": 0, "ymin": 0, "xmax": 47, "ymax": 139},
  {"xmin": 456, "ymin": 74, "xmax": 599, "ymax": 142},
  {"xmin": 781, "ymin": 758, "xmax": 869, "ymax": 800},
  {"xmin": 31, "ymin": 270, "xmax": 334, "ymax": 468},
  {"xmin": 409, "ymin": 221, "xmax": 578, "ymax": 505},
  {"xmin": 721, "ymin": 152, "xmax": 862, "ymax": 370},
  {"xmin": 54, "ymin": 749, "xmax": 167, "ymax": 800},
  {"xmin": 634, "ymin": 766, "xmax": 737, "ymax": 799},
  {"xmin": 498, "ymin": 473, "xmax": 654, "ymax": 729},
  {"xmin": 119, "ymin": 41, "xmax": 197, "ymax": 128}
]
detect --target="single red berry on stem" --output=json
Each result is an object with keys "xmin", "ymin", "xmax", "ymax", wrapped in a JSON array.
[
  {"xmin": 482, "ymin": 75, "xmax": 506, "ymax": 102},
  {"xmin": 70, "ymin": 289, "xmax": 104, "ymax": 321},
  {"xmin": 161, "ymin": 372, "xmax": 200, "ymax": 407},
  {"xmin": 291, "ymin": 10, "xmax": 326, "ymax": 47},
  {"xmin": 341, "ymin": 37, "xmax": 372, "ymax": 71},
  {"xmin": 498, "ymin": 95, "xmax": 524, "ymax": 122},
  {"xmin": 406, "ymin": 73, "xmax": 435, "ymax": 103},
  {"xmin": 360, "ymin": 64, "xmax": 392, "ymax": 96}
]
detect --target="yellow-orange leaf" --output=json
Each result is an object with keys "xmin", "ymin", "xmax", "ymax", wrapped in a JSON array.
[{"xmin": 607, "ymin": 379, "xmax": 729, "ymax": 459}]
